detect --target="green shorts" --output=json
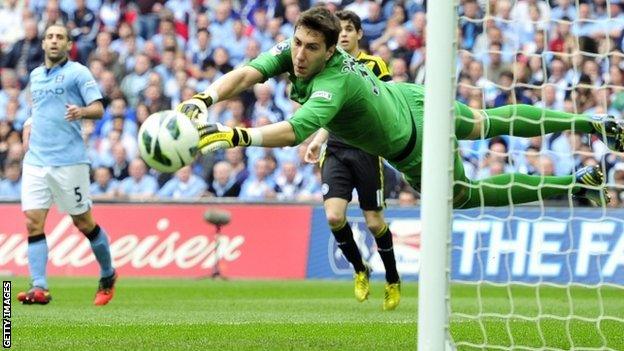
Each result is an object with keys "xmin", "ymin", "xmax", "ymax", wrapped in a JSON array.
[{"xmin": 387, "ymin": 85, "xmax": 473, "ymax": 205}]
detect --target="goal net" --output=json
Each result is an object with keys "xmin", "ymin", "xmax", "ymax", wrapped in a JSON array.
[{"xmin": 421, "ymin": 0, "xmax": 624, "ymax": 349}]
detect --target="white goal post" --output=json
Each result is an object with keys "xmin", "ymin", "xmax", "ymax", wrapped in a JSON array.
[{"xmin": 418, "ymin": 1, "xmax": 458, "ymax": 350}]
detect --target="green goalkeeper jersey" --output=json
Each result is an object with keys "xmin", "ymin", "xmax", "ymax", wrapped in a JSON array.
[{"xmin": 247, "ymin": 40, "xmax": 424, "ymax": 168}]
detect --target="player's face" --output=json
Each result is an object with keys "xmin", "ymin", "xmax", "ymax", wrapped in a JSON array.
[
  {"xmin": 338, "ymin": 20, "xmax": 362, "ymax": 54},
  {"xmin": 291, "ymin": 26, "xmax": 335, "ymax": 80},
  {"xmin": 42, "ymin": 25, "xmax": 71, "ymax": 63}
]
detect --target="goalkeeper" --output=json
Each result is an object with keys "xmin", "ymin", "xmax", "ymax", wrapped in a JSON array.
[{"xmin": 178, "ymin": 7, "xmax": 620, "ymax": 208}]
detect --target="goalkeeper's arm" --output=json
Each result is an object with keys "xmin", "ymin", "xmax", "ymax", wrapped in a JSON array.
[
  {"xmin": 198, "ymin": 121, "xmax": 297, "ymax": 154},
  {"xmin": 178, "ymin": 66, "xmax": 265, "ymax": 119}
]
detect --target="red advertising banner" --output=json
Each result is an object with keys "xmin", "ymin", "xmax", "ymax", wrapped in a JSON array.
[{"xmin": 0, "ymin": 204, "xmax": 312, "ymax": 279}]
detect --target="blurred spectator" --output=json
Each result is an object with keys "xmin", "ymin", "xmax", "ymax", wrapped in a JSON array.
[
  {"xmin": 117, "ymin": 158, "xmax": 159, "ymax": 200},
  {"xmin": 67, "ymin": 0, "xmax": 99, "ymax": 63},
  {"xmin": 111, "ymin": 22, "xmax": 145, "ymax": 70},
  {"xmin": 551, "ymin": 0, "xmax": 576, "ymax": 21},
  {"xmin": 152, "ymin": 16, "xmax": 186, "ymax": 52},
  {"xmin": 250, "ymin": 84, "xmax": 284, "ymax": 123},
  {"xmin": 361, "ymin": 2, "xmax": 386, "ymax": 45},
  {"xmin": 97, "ymin": 97, "xmax": 138, "ymax": 138},
  {"xmin": 157, "ymin": 166, "xmax": 207, "ymax": 199},
  {"xmin": 224, "ymin": 19, "xmax": 250, "ymax": 66},
  {"xmin": 297, "ymin": 165, "xmax": 323, "ymax": 202},
  {"xmin": 239, "ymin": 158, "xmax": 277, "ymax": 201},
  {"xmin": 187, "ymin": 28, "xmax": 213, "ymax": 66},
  {"xmin": 1, "ymin": 18, "xmax": 43, "ymax": 86},
  {"xmin": 98, "ymin": 70, "xmax": 123, "ymax": 108},
  {"xmin": 164, "ymin": 0, "xmax": 193, "ymax": 24},
  {"xmin": 483, "ymin": 42, "xmax": 511, "ymax": 82},
  {"xmin": 208, "ymin": 161, "xmax": 242, "ymax": 197},
  {"xmin": 99, "ymin": 0, "xmax": 124, "ymax": 33},
  {"xmin": 345, "ymin": 0, "xmax": 370, "ymax": 21},
  {"xmin": 0, "ymin": 160, "xmax": 21, "ymax": 199},
  {"xmin": 275, "ymin": 160, "xmax": 305, "ymax": 201},
  {"xmin": 141, "ymin": 83, "xmax": 172, "ymax": 114},
  {"xmin": 476, "ymin": 138, "xmax": 515, "ymax": 179},
  {"xmin": 90, "ymin": 166, "xmax": 119, "ymax": 200},
  {"xmin": 280, "ymin": 3, "xmax": 300, "ymax": 37},
  {"xmin": 459, "ymin": 0, "xmax": 483, "ymax": 51},
  {"xmin": 249, "ymin": 7, "xmax": 274, "ymax": 51},
  {"xmin": 120, "ymin": 54, "xmax": 152, "ymax": 107},
  {"xmin": 210, "ymin": 2, "xmax": 235, "ymax": 47},
  {"xmin": 37, "ymin": 1, "xmax": 68, "ymax": 36},
  {"xmin": 135, "ymin": 1, "xmax": 164, "ymax": 40},
  {"xmin": 535, "ymin": 155, "xmax": 555, "ymax": 176},
  {"xmin": 0, "ymin": 0, "xmax": 25, "ymax": 50},
  {"xmin": 109, "ymin": 143, "xmax": 130, "ymax": 180},
  {"xmin": 224, "ymin": 147, "xmax": 249, "ymax": 184},
  {"xmin": 398, "ymin": 187, "xmax": 418, "ymax": 207}
]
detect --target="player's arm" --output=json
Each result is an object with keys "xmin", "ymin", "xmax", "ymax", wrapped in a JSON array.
[
  {"xmin": 178, "ymin": 40, "xmax": 292, "ymax": 121},
  {"xmin": 197, "ymin": 120, "xmax": 296, "ymax": 153},
  {"xmin": 178, "ymin": 66, "xmax": 266, "ymax": 120},
  {"xmin": 65, "ymin": 100, "xmax": 104, "ymax": 121},
  {"xmin": 304, "ymin": 128, "xmax": 329, "ymax": 163},
  {"xmin": 22, "ymin": 117, "xmax": 32, "ymax": 151},
  {"xmin": 67, "ymin": 65, "xmax": 105, "ymax": 121},
  {"xmin": 197, "ymin": 86, "xmax": 343, "ymax": 154}
]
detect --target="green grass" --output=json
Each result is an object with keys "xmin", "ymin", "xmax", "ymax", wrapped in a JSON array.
[{"xmin": 5, "ymin": 277, "xmax": 623, "ymax": 350}]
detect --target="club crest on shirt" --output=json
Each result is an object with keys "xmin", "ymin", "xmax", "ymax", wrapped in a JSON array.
[
  {"xmin": 55, "ymin": 75, "xmax": 64, "ymax": 83},
  {"xmin": 311, "ymin": 91, "xmax": 332, "ymax": 101},
  {"xmin": 270, "ymin": 41, "xmax": 290, "ymax": 56}
]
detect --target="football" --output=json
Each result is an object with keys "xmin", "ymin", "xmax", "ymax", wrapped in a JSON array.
[{"xmin": 138, "ymin": 110, "xmax": 199, "ymax": 173}]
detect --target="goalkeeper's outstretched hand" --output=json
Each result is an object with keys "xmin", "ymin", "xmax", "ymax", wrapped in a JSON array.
[
  {"xmin": 176, "ymin": 92, "xmax": 213, "ymax": 121},
  {"xmin": 197, "ymin": 123, "xmax": 252, "ymax": 154}
]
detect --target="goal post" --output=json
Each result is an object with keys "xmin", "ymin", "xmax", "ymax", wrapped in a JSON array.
[
  {"xmin": 418, "ymin": 0, "xmax": 624, "ymax": 350},
  {"xmin": 418, "ymin": 1, "xmax": 458, "ymax": 350}
]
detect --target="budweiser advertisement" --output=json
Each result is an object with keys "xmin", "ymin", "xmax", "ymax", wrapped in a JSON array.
[{"xmin": 0, "ymin": 204, "xmax": 312, "ymax": 279}]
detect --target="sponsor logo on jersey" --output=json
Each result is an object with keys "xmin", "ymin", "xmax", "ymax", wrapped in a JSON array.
[
  {"xmin": 311, "ymin": 91, "xmax": 332, "ymax": 101},
  {"xmin": 55, "ymin": 75, "xmax": 64, "ymax": 83}
]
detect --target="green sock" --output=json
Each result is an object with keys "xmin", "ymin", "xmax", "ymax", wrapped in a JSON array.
[
  {"xmin": 455, "ymin": 104, "xmax": 596, "ymax": 139},
  {"xmin": 457, "ymin": 173, "xmax": 581, "ymax": 209}
]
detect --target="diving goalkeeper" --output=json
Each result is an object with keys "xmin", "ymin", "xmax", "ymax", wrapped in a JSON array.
[{"xmin": 178, "ymin": 7, "xmax": 621, "ymax": 208}]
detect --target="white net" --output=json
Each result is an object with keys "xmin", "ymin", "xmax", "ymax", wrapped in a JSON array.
[{"xmin": 450, "ymin": 0, "xmax": 624, "ymax": 349}]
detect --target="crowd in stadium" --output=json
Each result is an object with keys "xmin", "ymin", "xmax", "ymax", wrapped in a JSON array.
[{"xmin": 1, "ymin": 0, "xmax": 624, "ymax": 206}]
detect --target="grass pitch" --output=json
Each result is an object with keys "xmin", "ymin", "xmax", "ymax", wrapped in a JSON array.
[{"xmin": 6, "ymin": 277, "xmax": 623, "ymax": 350}]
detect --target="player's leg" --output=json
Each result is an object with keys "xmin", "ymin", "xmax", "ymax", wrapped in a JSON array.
[
  {"xmin": 454, "ymin": 102, "xmax": 623, "ymax": 151},
  {"xmin": 50, "ymin": 164, "xmax": 117, "ymax": 305},
  {"xmin": 70, "ymin": 209, "xmax": 117, "ymax": 305},
  {"xmin": 452, "ymin": 149, "xmax": 608, "ymax": 209},
  {"xmin": 322, "ymin": 149, "xmax": 370, "ymax": 301},
  {"xmin": 351, "ymin": 151, "xmax": 402, "ymax": 310},
  {"xmin": 18, "ymin": 164, "xmax": 53, "ymax": 304}
]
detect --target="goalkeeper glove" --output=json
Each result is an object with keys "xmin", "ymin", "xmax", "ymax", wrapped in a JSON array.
[
  {"xmin": 176, "ymin": 92, "xmax": 213, "ymax": 121},
  {"xmin": 197, "ymin": 123, "xmax": 254, "ymax": 153}
]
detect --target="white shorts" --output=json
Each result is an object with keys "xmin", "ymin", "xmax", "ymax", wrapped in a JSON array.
[{"xmin": 21, "ymin": 164, "xmax": 92, "ymax": 215}]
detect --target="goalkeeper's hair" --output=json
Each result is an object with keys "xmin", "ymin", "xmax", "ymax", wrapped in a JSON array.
[
  {"xmin": 295, "ymin": 7, "xmax": 341, "ymax": 49},
  {"xmin": 335, "ymin": 10, "xmax": 362, "ymax": 32}
]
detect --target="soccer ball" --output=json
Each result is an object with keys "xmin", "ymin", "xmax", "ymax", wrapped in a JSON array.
[{"xmin": 138, "ymin": 110, "xmax": 199, "ymax": 173}]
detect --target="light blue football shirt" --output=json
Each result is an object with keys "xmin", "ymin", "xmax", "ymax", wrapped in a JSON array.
[{"xmin": 24, "ymin": 60, "xmax": 102, "ymax": 166}]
